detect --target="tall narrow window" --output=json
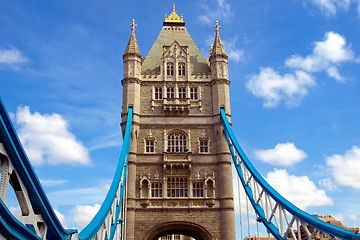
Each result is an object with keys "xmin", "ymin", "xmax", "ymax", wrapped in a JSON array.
[
  {"xmin": 178, "ymin": 87, "xmax": 186, "ymax": 99},
  {"xmin": 167, "ymin": 131, "xmax": 187, "ymax": 153},
  {"xmin": 190, "ymin": 87, "xmax": 198, "ymax": 100},
  {"xmin": 146, "ymin": 140, "xmax": 154, "ymax": 153},
  {"xmin": 178, "ymin": 62, "xmax": 185, "ymax": 76},
  {"xmin": 151, "ymin": 183, "xmax": 163, "ymax": 197},
  {"xmin": 199, "ymin": 140, "xmax": 208, "ymax": 153},
  {"xmin": 193, "ymin": 182, "xmax": 204, "ymax": 197},
  {"xmin": 167, "ymin": 88, "xmax": 175, "ymax": 98},
  {"xmin": 167, "ymin": 177, "xmax": 188, "ymax": 197},
  {"xmin": 167, "ymin": 63, "xmax": 174, "ymax": 76},
  {"xmin": 155, "ymin": 87, "xmax": 162, "ymax": 99}
]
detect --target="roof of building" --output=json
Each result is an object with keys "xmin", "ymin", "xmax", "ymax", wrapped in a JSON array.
[{"xmin": 141, "ymin": 6, "xmax": 210, "ymax": 74}]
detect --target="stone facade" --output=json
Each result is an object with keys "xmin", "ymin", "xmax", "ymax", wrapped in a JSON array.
[{"xmin": 121, "ymin": 6, "xmax": 235, "ymax": 240}]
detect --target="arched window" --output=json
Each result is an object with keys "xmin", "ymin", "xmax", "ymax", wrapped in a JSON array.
[
  {"xmin": 141, "ymin": 179, "xmax": 149, "ymax": 198},
  {"xmin": 206, "ymin": 179, "xmax": 214, "ymax": 198},
  {"xmin": 167, "ymin": 63, "xmax": 174, "ymax": 76},
  {"xmin": 178, "ymin": 62, "xmax": 185, "ymax": 76},
  {"xmin": 167, "ymin": 131, "xmax": 187, "ymax": 153}
]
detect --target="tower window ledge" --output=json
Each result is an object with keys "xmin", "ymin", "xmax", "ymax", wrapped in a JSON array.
[{"xmin": 164, "ymin": 152, "xmax": 191, "ymax": 163}]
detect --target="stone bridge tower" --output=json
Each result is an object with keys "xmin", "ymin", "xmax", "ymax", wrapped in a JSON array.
[{"xmin": 121, "ymin": 5, "xmax": 235, "ymax": 240}]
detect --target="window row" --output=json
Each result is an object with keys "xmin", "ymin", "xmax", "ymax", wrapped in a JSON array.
[
  {"xmin": 167, "ymin": 62, "xmax": 186, "ymax": 76},
  {"xmin": 154, "ymin": 87, "xmax": 198, "ymax": 100},
  {"xmin": 141, "ymin": 177, "xmax": 214, "ymax": 198},
  {"xmin": 145, "ymin": 132, "xmax": 209, "ymax": 153}
]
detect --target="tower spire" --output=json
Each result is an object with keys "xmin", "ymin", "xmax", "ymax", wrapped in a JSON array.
[
  {"xmin": 124, "ymin": 19, "xmax": 142, "ymax": 58},
  {"xmin": 210, "ymin": 20, "xmax": 228, "ymax": 59}
]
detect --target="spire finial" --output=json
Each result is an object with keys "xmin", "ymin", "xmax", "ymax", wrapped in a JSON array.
[
  {"xmin": 130, "ymin": 19, "xmax": 137, "ymax": 30},
  {"xmin": 214, "ymin": 20, "xmax": 221, "ymax": 32},
  {"xmin": 208, "ymin": 44, "xmax": 213, "ymax": 52},
  {"xmin": 164, "ymin": 3, "xmax": 184, "ymax": 23}
]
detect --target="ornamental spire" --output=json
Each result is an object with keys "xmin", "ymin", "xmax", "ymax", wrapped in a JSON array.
[
  {"xmin": 210, "ymin": 20, "xmax": 228, "ymax": 59},
  {"xmin": 124, "ymin": 19, "xmax": 142, "ymax": 58},
  {"xmin": 164, "ymin": 3, "xmax": 185, "ymax": 26}
]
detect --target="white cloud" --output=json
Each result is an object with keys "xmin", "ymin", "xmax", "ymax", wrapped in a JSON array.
[
  {"xmin": 14, "ymin": 106, "xmax": 91, "ymax": 166},
  {"xmin": 246, "ymin": 68, "xmax": 316, "ymax": 107},
  {"xmin": 254, "ymin": 142, "xmax": 307, "ymax": 166},
  {"xmin": 348, "ymin": 214, "xmax": 358, "ymax": 221},
  {"xmin": 308, "ymin": 0, "xmax": 355, "ymax": 16},
  {"xmin": 9, "ymin": 206, "xmax": 21, "ymax": 216},
  {"xmin": 71, "ymin": 204, "xmax": 101, "ymax": 229},
  {"xmin": 0, "ymin": 47, "xmax": 29, "ymax": 68},
  {"xmin": 285, "ymin": 31, "xmax": 355, "ymax": 81},
  {"xmin": 325, "ymin": 146, "xmax": 360, "ymax": 189},
  {"xmin": 318, "ymin": 178, "xmax": 337, "ymax": 191},
  {"xmin": 198, "ymin": 0, "xmax": 234, "ymax": 24},
  {"xmin": 40, "ymin": 179, "xmax": 68, "ymax": 187},
  {"xmin": 54, "ymin": 209, "xmax": 66, "ymax": 228},
  {"xmin": 222, "ymin": 37, "xmax": 244, "ymax": 63},
  {"xmin": 266, "ymin": 169, "xmax": 333, "ymax": 210}
]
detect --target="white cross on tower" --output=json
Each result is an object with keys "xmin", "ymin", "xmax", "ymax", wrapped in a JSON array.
[
  {"xmin": 214, "ymin": 20, "xmax": 221, "ymax": 32},
  {"xmin": 130, "ymin": 19, "xmax": 137, "ymax": 30}
]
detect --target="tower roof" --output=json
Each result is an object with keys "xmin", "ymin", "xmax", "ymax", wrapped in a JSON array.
[
  {"xmin": 210, "ymin": 21, "xmax": 228, "ymax": 59},
  {"xmin": 142, "ymin": 5, "xmax": 210, "ymax": 74},
  {"xmin": 124, "ymin": 19, "xmax": 142, "ymax": 58}
]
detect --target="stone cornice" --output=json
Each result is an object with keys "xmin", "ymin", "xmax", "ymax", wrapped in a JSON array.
[{"xmin": 121, "ymin": 78, "xmax": 142, "ymax": 85}]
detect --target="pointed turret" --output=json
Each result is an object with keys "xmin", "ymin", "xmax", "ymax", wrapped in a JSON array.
[
  {"xmin": 122, "ymin": 19, "xmax": 142, "ymax": 117},
  {"xmin": 209, "ymin": 20, "xmax": 230, "ymax": 116},
  {"xmin": 210, "ymin": 21, "xmax": 228, "ymax": 60},
  {"xmin": 123, "ymin": 19, "xmax": 142, "ymax": 58}
]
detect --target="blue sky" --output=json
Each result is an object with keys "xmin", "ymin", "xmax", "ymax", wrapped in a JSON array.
[{"xmin": 1, "ymin": 0, "xmax": 360, "ymax": 236}]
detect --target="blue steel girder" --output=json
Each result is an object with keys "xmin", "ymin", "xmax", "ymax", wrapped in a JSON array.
[
  {"xmin": 220, "ymin": 108, "xmax": 360, "ymax": 240},
  {"xmin": 78, "ymin": 107, "xmax": 133, "ymax": 240},
  {"xmin": 0, "ymin": 98, "xmax": 77, "ymax": 240}
]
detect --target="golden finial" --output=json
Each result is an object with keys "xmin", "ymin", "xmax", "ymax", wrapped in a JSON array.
[
  {"xmin": 130, "ymin": 19, "xmax": 137, "ymax": 30},
  {"xmin": 214, "ymin": 20, "xmax": 221, "ymax": 32},
  {"xmin": 208, "ymin": 44, "xmax": 213, "ymax": 52},
  {"xmin": 164, "ymin": 3, "xmax": 184, "ymax": 23}
]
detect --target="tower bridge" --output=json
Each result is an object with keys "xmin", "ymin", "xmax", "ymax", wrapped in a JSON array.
[{"xmin": 0, "ymin": 5, "xmax": 359, "ymax": 240}]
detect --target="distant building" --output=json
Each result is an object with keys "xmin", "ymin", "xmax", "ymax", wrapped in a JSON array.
[{"xmin": 242, "ymin": 215, "xmax": 359, "ymax": 240}]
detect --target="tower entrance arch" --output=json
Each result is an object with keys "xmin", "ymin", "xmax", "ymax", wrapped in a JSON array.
[{"xmin": 145, "ymin": 222, "xmax": 212, "ymax": 240}]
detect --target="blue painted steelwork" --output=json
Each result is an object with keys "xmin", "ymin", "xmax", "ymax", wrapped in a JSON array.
[
  {"xmin": 220, "ymin": 108, "xmax": 360, "ymax": 240},
  {"xmin": 79, "ymin": 107, "xmax": 133, "ymax": 240},
  {"xmin": 0, "ymin": 98, "xmax": 77, "ymax": 240},
  {"xmin": 0, "ymin": 199, "xmax": 41, "ymax": 240}
]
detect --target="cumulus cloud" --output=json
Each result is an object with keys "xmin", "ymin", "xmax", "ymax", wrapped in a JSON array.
[
  {"xmin": 325, "ymin": 146, "xmax": 360, "ymax": 189},
  {"xmin": 246, "ymin": 68, "xmax": 316, "ymax": 107},
  {"xmin": 14, "ymin": 106, "xmax": 91, "ymax": 166},
  {"xmin": 72, "ymin": 204, "xmax": 101, "ymax": 228},
  {"xmin": 254, "ymin": 142, "xmax": 307, "ymax": 166},
  {"xmin": 0, "ymin": 47, "xmax": 29, "ymax": 68},
  {"xmin": 198, "ymin": 0, "xmax": 234, "ymax": 24},
  {"xmin": 286, "ymin": 31, "xmax": 355, "ymax": 82},
  {"xmin": 247, "ymin": 31, "xmax": 357, "ymax": 107},
  {"xmin": 266, "ymin": 169, "xmax": 333, "ymax": 210}
]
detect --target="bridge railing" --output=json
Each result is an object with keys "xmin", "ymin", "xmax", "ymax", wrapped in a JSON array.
[
  {"xmin": 78, "ymin": 107, "xmax": 133, "ymax": 240},
  {"xmin": 220, "ymin": 108, "xmax": 360, "ymax": 240},
  {"xmin": 0, "ymin": 98, "xmax": 77, "ymax": 240}
]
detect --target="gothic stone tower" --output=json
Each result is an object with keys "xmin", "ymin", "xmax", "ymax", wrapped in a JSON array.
[{"xmin": 121, "ymin": 5, "xmax": 235, "ymax": 240}]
